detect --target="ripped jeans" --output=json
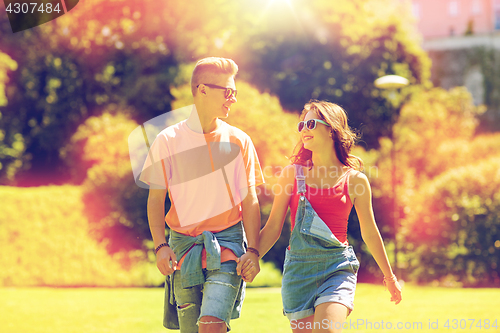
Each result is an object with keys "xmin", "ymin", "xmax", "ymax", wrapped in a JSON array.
[{"xmin": 173, "ymin": 261, "xmax": 243, "ymax": 332}]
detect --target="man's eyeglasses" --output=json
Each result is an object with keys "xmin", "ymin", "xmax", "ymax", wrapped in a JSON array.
[
  {"xmin": 198, "ymin": 83, "xmax": 237, "ymax": 99},
  {"xmin": 297, "ymin": 119, "xmax": 331, "ymax": 132}
]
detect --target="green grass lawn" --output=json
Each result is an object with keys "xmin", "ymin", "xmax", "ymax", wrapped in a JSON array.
[{"xmin": 1, "ymin": 283, "xmax": 499, "ymax": 333}]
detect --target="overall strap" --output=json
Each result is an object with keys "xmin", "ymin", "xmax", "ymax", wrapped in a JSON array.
[
  {"xmin": 342, "ymin": 168, "xmax": 353, "ymax": 193},
  {"xmin": 294, "ymin": 164, "xmax": 306, "ymax": 194}
]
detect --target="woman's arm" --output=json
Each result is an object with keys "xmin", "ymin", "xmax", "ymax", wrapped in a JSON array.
[
  {"xmin": 238, "ymin": 185, "xmax": 262, "ymax": 282},
  {"xmin": 258, "ymin": 165, "xmax": 295, "ymax": 257},
  {"xmin": 350, "ymin": 171, "xmax": 402, "ymax": 304},
  {"xmin": 236, "ymin": 165, "xmax": 295, "ymax": 277}
]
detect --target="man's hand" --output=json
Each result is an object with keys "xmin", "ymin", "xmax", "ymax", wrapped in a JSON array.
[
  {"xmin": 156, "ymin": 245, "xmax": 177, "ymax": 276},
  {"xmin": 236, "ymin": 252, "xmax": 260, "ymax": 282}
]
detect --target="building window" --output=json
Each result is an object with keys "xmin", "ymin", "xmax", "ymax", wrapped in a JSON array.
[
  {"xmin": 471, "ymin": 0, "xmax": 481, "ymax": 15},
  {"xmin": 449, "ymin": 0, "xmax": 459, "ymax": 17},
  {"xmin": 412, "ymin": 3, "xmax": 420, "ymax": 19},
  {"xmin": 496, "ymin": 1, "xmax": 500, "ymax": 30}
]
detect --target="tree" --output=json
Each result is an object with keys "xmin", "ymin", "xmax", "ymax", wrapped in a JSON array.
[
  {"xmin": 370, "ymin": 86, "xmax": 500, "ymax": 285},
  {"xmin": 405, "ymin": 155, "xmax": 500, "ymax": 286},
  {"xmin": 1, "ymin": 0, "xmax": 432, "ymax": 184},
  {"xmin": 1, "ymin": 0, "xmax": 440, "ymax": 276},
  {"xmin": 0, "ymin": 51, "xmax": 19, "ymax": 180},
  {"xmin": 0, "ymin": 0, "xmax": 179, "ymax": 185},
  {"xmin": 374, "ymin": 87, "xmax": 485, "ymax": 218},
  {"xmin": 0, "ymin": 51, "xmax": 16, "ymax": 106},
  {"xmin": 234, "ymin": 0, "xmax": 431, "ymax": 148},
  {"xmin": 63, "ymin": 110, "xmax": 153, "ymax": 257}
]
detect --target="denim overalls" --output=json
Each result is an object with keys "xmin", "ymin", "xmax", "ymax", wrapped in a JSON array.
[{"xmin": 281, "ymin": 164, "xmax": 360, "ymax": 321}]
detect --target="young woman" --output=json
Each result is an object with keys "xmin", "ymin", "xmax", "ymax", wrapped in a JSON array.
[{"xmin": 238, "ymin": 100, "xmax": 402, "ymax": 332}]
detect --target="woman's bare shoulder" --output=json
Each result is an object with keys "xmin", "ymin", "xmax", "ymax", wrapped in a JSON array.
[{"xmin": 349, "ymin": 169, "xmax": 370, "ymax": 186}]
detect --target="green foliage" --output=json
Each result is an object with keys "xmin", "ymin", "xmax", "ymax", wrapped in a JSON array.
[
  {"xmin": 394, "ymin": 86, "xmax": 484, "ymax": 181},
  {"xmin": 226, "ymin": 81, "xmax": 298, "ymax": 169},
  {"xmin": 1, "ymin": 0, "xmax": 477, "ymax": 285},
  {"xmin": 370, "ymin": 87, "xmax": 500, "ymax": 286},
  {"xmin": 433, "ymin": 133, "xmax": 500, "ymax": 177},
  {"xmin": 62, "ymin": 108, "xmax": 137, "ymax": 179},
  {"xmin": 428, "ymin": 47, "xmax": 500, "ymax": 132},
  {"xmin": 0, "ymin": 0, "xmax": 432, "ymax": 184},
  {"xmin": 404, "ymin": 156, "xmax": 500, "ymax": 286},
  {"xmin": 0, "ymin": 1, "xmax": 179, "ymax": 184},
  {"xmin": 0, "ymin": 185, "xmax": 163, "ymax": 287},
  {"xmin": 372, "ymin": 87, "xmax": 485, "ymax": 213},
  {"xmin": 235, "ymin": 0, "xmax": 431, "ymax": 147},
  {"xmin": 63, "ymin": 111, "xmax": 152, "ymax": 254},
  {"xmin": 473, "ymin": 47, "xmax": 500, "ymax": 132},
  {"xmin": 0, "ymin": 51, "xmax": 21, "ymax": 180},
  {"xmin": 0, "ymin": 51, "xmax": 17, "ymax": 106},
  {"xmin": 0, "ymin": 180, "xmax": 283, "ymax": 287}
]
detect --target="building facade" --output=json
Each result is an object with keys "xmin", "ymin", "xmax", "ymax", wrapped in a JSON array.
[
  {"xmin": 408, "ymin": 0, "xmax": 500, "ymax": 130},
  {"xmin": 411, "ymin": 0, "xmax": 500, "ymax": 39}
]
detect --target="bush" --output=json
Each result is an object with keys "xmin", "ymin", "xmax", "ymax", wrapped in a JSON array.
[
  {"xmin": 62, "ymin": 111, "xmax": 152, "ymax": 255},
  {"xmin": 0, "ymin": 185, "xmax": 163, "ymax": 287},
  {"xmin": 368, "ymin": 87, "xmax": 499, "ymax": 285},
  {"xmin": 403, "ymin": 156, "xmax": 500, "ymax": 286}
]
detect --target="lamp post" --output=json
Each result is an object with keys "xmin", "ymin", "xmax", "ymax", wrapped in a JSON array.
[{"xmin": 374, "ymin": 75, "xmax": 409, "ymax": 279}]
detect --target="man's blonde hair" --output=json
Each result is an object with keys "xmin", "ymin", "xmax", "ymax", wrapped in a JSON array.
[{"xmin": 191, "ymin": 57, "xmax": 238, "ymax": 96}]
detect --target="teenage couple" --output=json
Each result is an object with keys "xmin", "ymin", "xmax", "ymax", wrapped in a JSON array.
[{"xmin": 140, "ymin": 57, "xmax": 402, "ymax": 333}]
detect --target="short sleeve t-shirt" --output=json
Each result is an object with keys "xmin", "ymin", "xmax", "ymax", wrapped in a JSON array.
[{"xmin": 140, "ymin": 119, "xmax": 264, "ymax": 266}]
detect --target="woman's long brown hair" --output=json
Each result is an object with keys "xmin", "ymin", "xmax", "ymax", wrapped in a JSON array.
[{"xmin": 290, "ymin": 100, "xmax": 363, "ymax": 171}]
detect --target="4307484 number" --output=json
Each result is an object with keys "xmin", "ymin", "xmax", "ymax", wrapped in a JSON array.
[
  {"xmin": 6, "ymin": 2, "xmax": 61, "ymax": 14},
  {"xmin": 444, "ymin": 319, "xmax": 498, "ymax": 330}
]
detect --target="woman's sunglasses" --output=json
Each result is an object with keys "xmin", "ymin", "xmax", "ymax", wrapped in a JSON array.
[
  {"xmin": 297, "ymin": 119, "xmax": 331, "ymax": 132},
  {"xmin": 198, "ymin": 83, "xmax": 237, "ymax": 99}
]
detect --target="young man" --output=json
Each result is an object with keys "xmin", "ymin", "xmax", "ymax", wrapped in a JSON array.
[{"xmin": 140, "ymin": 57, "xmax": 263, "ymax": 333}]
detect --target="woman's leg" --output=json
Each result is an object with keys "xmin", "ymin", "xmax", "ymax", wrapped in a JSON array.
[
  {"xmin": 312, "ymin": 302, "xmax": 348, "ymax": 333},
  {"xmin": 290, "ymin": 302, "xmax": 347, "ymax": 333},
  {"xmin": 291, "ymin": 315, "xmax": 315, "ymax": 333}
]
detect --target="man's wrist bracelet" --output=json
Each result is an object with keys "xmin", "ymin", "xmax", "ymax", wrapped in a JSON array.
[
  {"xmin": 246, "ymin": 247, "xmax": 260, "ymax": 257},
  {"xmin": 154, "ymin": 243, "xmax": 168, "ymax": 254}
]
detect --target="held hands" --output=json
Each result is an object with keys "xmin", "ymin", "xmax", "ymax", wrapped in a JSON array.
[
  {"xmin": 384, "ymin": 275, "xmax": 402, "ymax": 305},
  {"xmin": 155, "ymin": 245, "xmax": 177, "ymax": 276},
  {"xmin": 155, "ymin": 243, "xmax": 261, "ymax": 279},
  {"xmin": 236, "ymin": 248, "xmax": 260, "ymax": 282}
]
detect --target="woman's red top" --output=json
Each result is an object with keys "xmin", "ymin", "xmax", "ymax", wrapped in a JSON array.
[{"xmin": 289, "ymin": 168, "xmax": 354, "ymax": 244}]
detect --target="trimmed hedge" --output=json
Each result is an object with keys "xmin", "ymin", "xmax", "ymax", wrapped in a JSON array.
[{"xmin": 0, "ymin": 185, "xmax": 163, "ymax": 287}]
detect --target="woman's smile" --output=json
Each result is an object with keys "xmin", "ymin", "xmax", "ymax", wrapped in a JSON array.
[{"xmin": 302, "ymin": 135, "xmax": 313, "ymax": 142}]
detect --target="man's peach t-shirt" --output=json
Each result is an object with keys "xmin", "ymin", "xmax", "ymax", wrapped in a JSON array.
[{"xmin": 140, "ymin": 119, "xmax": 264, "ymax": 267}]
